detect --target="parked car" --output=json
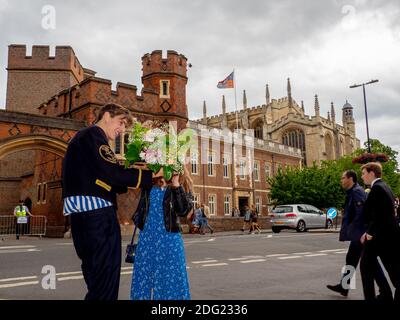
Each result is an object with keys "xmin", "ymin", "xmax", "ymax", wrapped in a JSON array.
[{"xmin": 270, "ymin": 204, "xmax": 333, "ymax": 233}]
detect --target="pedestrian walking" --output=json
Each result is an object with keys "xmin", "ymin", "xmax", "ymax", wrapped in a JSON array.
[
  {"xmin": 249, "ymin": 205, "xmax": 261, "ymax": 234},
  {"xmin": 199, "ymin": 203, "xmax": 214, "ymax": 235},
  {"xmin": 241, "ymin": 205, "xmax": 252, "ymax": 232},
  {"xmin": 359, "ymin": 162, "xmax": 400, "ymax": 302},
  {"xmin": 327, "ymin": 170, "xmax": 391, "ymax": 299}
]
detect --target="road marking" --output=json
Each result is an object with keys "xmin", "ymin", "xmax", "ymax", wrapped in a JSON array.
[
  {"xmin": 56, "ymin": 243, "xmax": 73, "ymax": 246},
  {"xmin": 58, "ymin": 276, "xmax": 83, "ymax": 281},
  {"xmin": 56, "ymin": 271, "xmax": 82, "ymax": 276},
  {"xmin": 292, "ymin": 252, "xmax": 312, "ymax": 255},
  {"xmin": 240, "ymin": 259, "xmax": 266, "ymax": 264},
  {"xmin": 207, "ymin": 238, "xmax": 216, "ymax": 242},
  {"xmin": 305, "ymin": 253, "xmax": 328, "ymax": 257},
  {"xmin": 0, "ymin": 245, "xmax": 36, "ymax": 250},
  {"xmin": 265, "ymin": 254, "xmax": 288, "ymax": 258},
  {"xmin": 120, "ymin": 271, "xmax": 133, "ymax": 275},
  {"xmin": 121, "ymin": 266, "xmax": 133, "ymax": 270},
  {"xmin": 201, "ymin": 263, "xmax": 228, "ymax": 267},
  {"xmin": 0, "ymin": 276, "xmax": 38, "ymax": 283},
  {"xmin": 334, "ymin": 251, "xmax": 347, "ymax": 254},
  {"xmin": 0, "ymin": 249, "xmax": 40, "ymax": 254},
  {"xmin": 319, "ymin": 249, "xmax": 345, "ymax": 253},
  {"xmin": 0, "ymin": 281, "xmax": 39, "ymax": 289},
  {"xmin": 228, "ymin": 257, "xmax": 252, "ymax": 261},
  {"xmin": 278, "ymin": 256, "xmax": 302, "ymax": 260},
  {"xmin": 192, "ymin": 260, "xmax": 218, "ymax": 264}
]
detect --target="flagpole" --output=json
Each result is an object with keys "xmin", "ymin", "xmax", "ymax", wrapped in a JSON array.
[{"xmin": 233, "ymin": 68, "xmax": 239, "ymax": 130}]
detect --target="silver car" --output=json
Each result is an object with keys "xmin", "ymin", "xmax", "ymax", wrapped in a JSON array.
[{"xmin": 270, "ymin": 204, "xmax": 333, "ymax": 233}]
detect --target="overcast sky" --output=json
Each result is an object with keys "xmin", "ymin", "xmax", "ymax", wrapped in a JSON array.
[{"xmin": 0, "ymin": 0, "xmax": 399, "ymax": 157}]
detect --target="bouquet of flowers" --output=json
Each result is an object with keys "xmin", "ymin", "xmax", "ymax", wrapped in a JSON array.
[{"xmin": 124, "ymin": 120, "xmax": 195, "ymax": 181}]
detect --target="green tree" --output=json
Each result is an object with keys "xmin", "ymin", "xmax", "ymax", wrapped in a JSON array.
[{"xmin": 268, "ymin": 139, "xmax": 400, "ymax": 208}]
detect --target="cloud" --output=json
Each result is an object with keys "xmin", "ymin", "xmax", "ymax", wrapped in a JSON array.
[{"xmin": 0, "ymin": 0, "xmax": 399, "ymax": 158}]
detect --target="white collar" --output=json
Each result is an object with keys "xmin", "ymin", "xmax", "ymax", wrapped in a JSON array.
[{"xmin": 371, "ymin": 178, "xmax": 381, "ymax": 187}]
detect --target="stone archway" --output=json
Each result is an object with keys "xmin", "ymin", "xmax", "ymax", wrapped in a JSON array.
[{"xmin": 0, "ymin": 134, "xmax": 68, "ymax": 160}]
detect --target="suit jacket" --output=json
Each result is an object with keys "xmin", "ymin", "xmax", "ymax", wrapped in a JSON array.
[
  {"xmin": 363, "ymin": 179, "xmax": 399, "ymax": 243},
  {"xmin": 339, "ymin": 183, "xmax": 367, "ymax": 242}
]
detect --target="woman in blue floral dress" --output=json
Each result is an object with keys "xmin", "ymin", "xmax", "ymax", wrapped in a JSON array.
[{"xmin": 130, "ymin": 172, "xmax": 193, "ymax": 300}]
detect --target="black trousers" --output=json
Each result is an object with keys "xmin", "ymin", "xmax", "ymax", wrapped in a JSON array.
[
  {"xmin": 341, "ymin": 241, "xmax": 391, "ymax": 298},
  {"xmin": 15, "ymin": 217, "xmax": 30, "ymax": 238},
  {"xmin": 71, "ymin": 206, "xmax": 121, "ymax": 300},
  {"xmin": 360, "ymin": 239, "xmax": 400, "ymax": 302}
]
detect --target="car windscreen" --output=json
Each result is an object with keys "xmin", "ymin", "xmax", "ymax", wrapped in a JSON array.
[{"xmin": 272, "ymin": 206, "xmax": 293, "ymax": 213}]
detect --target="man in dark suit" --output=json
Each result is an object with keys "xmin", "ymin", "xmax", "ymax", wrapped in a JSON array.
[
  {"xmin": 327, "ymin": 170, "xmax": 391, "ymax": 298},
  {"xmin": 360, "ymin": 162, "xmax": 400, "ymax": 302}
]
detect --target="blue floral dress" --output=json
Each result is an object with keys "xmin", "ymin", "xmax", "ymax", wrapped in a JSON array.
[{"xmin": 130, "ymin": 186, "xmax": 190, "ymax": 300}]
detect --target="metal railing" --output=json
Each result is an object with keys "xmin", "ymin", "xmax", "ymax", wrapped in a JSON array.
[{"xmin": 0, "ymin": 215, "xmax": 47, "ymax": 238}]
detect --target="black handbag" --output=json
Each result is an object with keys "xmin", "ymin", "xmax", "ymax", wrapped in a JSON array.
[{"xmin": 125, "ymin": 225, "xmax": 138, "ymax": 264}]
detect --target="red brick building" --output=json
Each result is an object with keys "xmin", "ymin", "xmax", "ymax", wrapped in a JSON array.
[{"xmin": 0, "ymin": 44, "xmax": 301, "ymax": 237}]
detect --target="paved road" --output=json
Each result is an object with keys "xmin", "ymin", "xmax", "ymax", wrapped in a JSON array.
[{"xmin": 0, "ymin": 230, "xmax": 367, "ymax": 300}]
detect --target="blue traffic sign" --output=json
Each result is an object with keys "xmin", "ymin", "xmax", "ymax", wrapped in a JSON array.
[{"xmin": 327, "ymin": 208, "xmax": 337, "ymax": 219}]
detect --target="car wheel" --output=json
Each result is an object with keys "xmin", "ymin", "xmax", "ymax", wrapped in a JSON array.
[
  {"xmin": 272, "ymin": 226, "xmax": 282, "ymax": 233},
  {"xmin": 326, "ymin": 220, "xmax": 333, "ymax": 229},
  {"xmin": 296, "ymin": 220, "xmax": 306, "ymax": 232}
]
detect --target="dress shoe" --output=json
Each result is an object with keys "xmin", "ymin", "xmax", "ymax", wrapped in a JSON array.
[{"xmin": 326, "ymin": 284, "xmax": 349, "ymax": 297}]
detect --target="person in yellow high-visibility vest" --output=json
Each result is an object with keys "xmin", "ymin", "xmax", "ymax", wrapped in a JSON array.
[{"xmin": 13, "ymin": 200, "xmax": 32, "ymax": 240}]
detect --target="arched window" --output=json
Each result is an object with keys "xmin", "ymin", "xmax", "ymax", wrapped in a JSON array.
[
  {"xmin": 252, "ymin": 119, "xmax": 263, "ymax": 140},
  {"xmin": 282, "ymin": 129, "xmax": 307, "ymax": 166},
  {"xmin": 325, "ymin": 134, "xmax": 334, "ymax": 160}
]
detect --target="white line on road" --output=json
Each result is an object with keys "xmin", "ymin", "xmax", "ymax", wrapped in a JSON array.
[
  {"xmin": 278, "ymin": 256, "xmax": 302, "ymax": 260},
  {"xmin": 291, "ymin": 252, "xmax": 312, "ymax": 255},
  {"xmin": 319, "ymin": 249, "xmax": 345, "ymax": 253},
  {"xmin": 0, "ymin": 281, "xmax": 39, "ymax": 289},
  {"xmin": 192, "ymin": 260, "xmax": 218, "ymax": 264},
  {"xmin": 201, "ymin": 263, "xmax": 228, "ymax": 267},
  {"xmin": 228, "ymin": 257, "xmax": 253, "ymax": 261},
  {"xmin": 305, "ymin": 253, "xmax": 328, "ymax": 257},
  {"xmin": 0, "ymin": 276, "xmax": 38, "ymax": 283},
  {"xmin": 0, "ymin": 245, "xmax": 36, "ymax": 250},
  {"xmin": 240, "ymin": 259, "xmax": 266, "ymax": 264},
  {"xmin": 56, "ymin": 243, "xmax": 73, "ymax": 246},
  {"xmin": 265, "ymin": 254, "xmax": 289, "ymax": 258},
  {"xmin": 0, "ymin": 249, "xmax": 40, "ymax": 254},
  {"xmin": 58, "ymin": 275, "xmax": 83, "ymax": 281},
  {"xmin": 56, "ymin": 271, "xmax": 82, "ymax": 276},
  {"xmin": 334, "ymin": 251, "xmax": 347, "ymax": 254}
]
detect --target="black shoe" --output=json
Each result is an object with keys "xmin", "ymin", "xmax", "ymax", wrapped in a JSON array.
[{"xmin": 326, "ymin": 284, "xmax": 349, "ymax": 297}]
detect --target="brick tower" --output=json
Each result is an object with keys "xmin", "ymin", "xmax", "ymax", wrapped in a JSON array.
[
  {"xmin": 141, "ymin": 50, "xmax": 188, "ymax": 129},
  {"xmin": 6, "ymin": 45, "xmax": 85, "ymax": 114}
]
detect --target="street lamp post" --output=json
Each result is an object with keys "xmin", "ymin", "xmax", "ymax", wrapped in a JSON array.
[{"xmin": 349, "ymin": 79, "xmax": 379, "ymax": 153}]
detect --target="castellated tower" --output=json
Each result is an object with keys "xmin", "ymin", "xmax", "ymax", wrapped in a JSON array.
[
  {"xmin": 6, "ymin": 45, "xmax": 85, "ymax": 114},
  {"xmin": 141, "ymin": 50, "xmax": 188, "ymax": 129}
]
